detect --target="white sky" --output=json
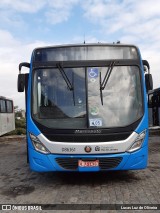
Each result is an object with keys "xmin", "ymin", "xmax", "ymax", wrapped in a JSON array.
[{"xmin": 0, "ymin": 0, "xmax": 160, "ymax": 109}]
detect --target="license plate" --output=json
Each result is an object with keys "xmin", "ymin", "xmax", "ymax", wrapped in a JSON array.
[{"xmin": 78, "ymin": 160, "xmax": 99, "ymax": 167}]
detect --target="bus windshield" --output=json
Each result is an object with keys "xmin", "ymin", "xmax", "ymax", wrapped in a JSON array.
[{"xmin": 32, "ymin": 65, "xmax": 143, "ymax": 129}]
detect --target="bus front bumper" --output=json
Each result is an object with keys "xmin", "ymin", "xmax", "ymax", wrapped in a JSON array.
[{"xmin": 28, "ymin": 145, "xmax": 148, "ymax": 172}]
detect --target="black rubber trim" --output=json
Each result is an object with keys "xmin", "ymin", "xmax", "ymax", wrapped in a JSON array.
[
  {"xmin": 44, "ymin": 132, "xmax": 131, "ymax": 143},
  {"xmin": 32, "ymin": 117, "xmax": 142, "ymax": 143}
]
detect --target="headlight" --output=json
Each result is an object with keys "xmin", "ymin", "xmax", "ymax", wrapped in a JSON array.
[
  {"xmin": 29, "ymin": 133, "xmax": 50, "ymax": 154},
  {"xmin": 127, "ymin": 130, "xmax": 146, "ymax": 153}
]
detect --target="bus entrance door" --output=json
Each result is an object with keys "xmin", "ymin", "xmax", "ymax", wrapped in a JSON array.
[{"xmin": 148, "ymin": 88, "xmax": 160, "ymax": 127}]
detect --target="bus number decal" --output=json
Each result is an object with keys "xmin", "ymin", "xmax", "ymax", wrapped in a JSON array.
[
  {"xmin": 62, "ymin": 147, "xmax": 76, "ymax": 152},
  {"xmin": 89, "ymin": 118, "xmax": 102, "ymax": 127}
]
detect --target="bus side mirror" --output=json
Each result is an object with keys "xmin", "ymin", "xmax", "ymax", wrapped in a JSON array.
[
  {"xmin": 145, "ymin": 74, "xmax": 153, "ymax": 92},
  {"xmin": 18, "ymin": 74, "xmax": 25, "ymax": 92},
  {"xmin": 18, "ymin": 62, "xmax": 30, "ymax": 92},
  {"xmin": 19, "ymin": 62, "xmax": 30, "ymax": 72}
]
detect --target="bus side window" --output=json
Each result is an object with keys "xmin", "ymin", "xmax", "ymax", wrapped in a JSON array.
[
  {"xmin": 148, "ymin": 94, "xmax": 153, "ymax": 108},
  {"xmin": 0, "ymin": 100, "xmax": 6, "ymax": 113},
  {"xmin": 6, "ymin": 100, "xmax": 13, "ymax": 113}
]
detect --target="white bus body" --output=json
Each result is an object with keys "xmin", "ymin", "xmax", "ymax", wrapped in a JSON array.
[{"xmin": 0, "ymin": 97, "xmax": 15, "ymax": 136}]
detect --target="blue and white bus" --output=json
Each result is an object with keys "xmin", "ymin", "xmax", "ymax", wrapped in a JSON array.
[{"xmin": 18, "ymin": 44, "xmax": 153, "ymax": 172}]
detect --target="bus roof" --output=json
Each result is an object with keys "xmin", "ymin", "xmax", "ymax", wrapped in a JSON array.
[{"xmin": 33, "ymin": 43, "xmax": 138, "ymax": 51}]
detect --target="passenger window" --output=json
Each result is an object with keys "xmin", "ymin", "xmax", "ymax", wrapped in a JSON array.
[
  {"xmin": 6, "ymin": 100, "xmax": 13, "ymax": 113},
  {"xmin": 0, "ymin": 100, "xmax": 6, "ymax": 113}
]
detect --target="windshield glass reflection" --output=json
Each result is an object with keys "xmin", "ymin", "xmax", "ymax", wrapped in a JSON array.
[{"xmin": 32, "ymin": 66, "xmax": 143, "ymax": 129}]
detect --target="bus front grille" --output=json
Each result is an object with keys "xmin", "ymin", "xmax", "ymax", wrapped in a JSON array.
[
  {"xmin": 55, "ymin": 157, "xmax": 123, "ymax": 171},
  {"xmin": 99, "ymin": 157, "xmax": 122, "ymax": 170},
  {"xmin": 55, "ymin": 158, "xmax": 78, "ymax": 170}
]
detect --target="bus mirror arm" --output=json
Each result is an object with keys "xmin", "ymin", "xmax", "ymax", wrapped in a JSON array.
[
  {"xmin": 19, "ymin": 62, "xmax": 30, "ymax": 74},
  {"xmin": 142, "ymin": 60, "xmax": 150, "ymax": 74}
]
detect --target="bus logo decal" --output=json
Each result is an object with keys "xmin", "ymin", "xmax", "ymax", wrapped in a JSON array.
[
  {"xmin": 84, "ymin": 146, "xmax": 92, "ymax": 153},
  {"xmin": 95, "ymin": 146, "xmax": 100, "ymax": 151}
]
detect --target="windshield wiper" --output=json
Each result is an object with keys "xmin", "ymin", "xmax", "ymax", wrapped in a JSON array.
[
  {"xmin": 56, "ymin": 63, "xmax": 73, "ymax": 90},
  {"xmin": 100, "ymin": 61, "xmax": 116, "ymax": 105},
  {"xmin": 56, "ymin": 63, "xmax": 75, "ymax": 105}
]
